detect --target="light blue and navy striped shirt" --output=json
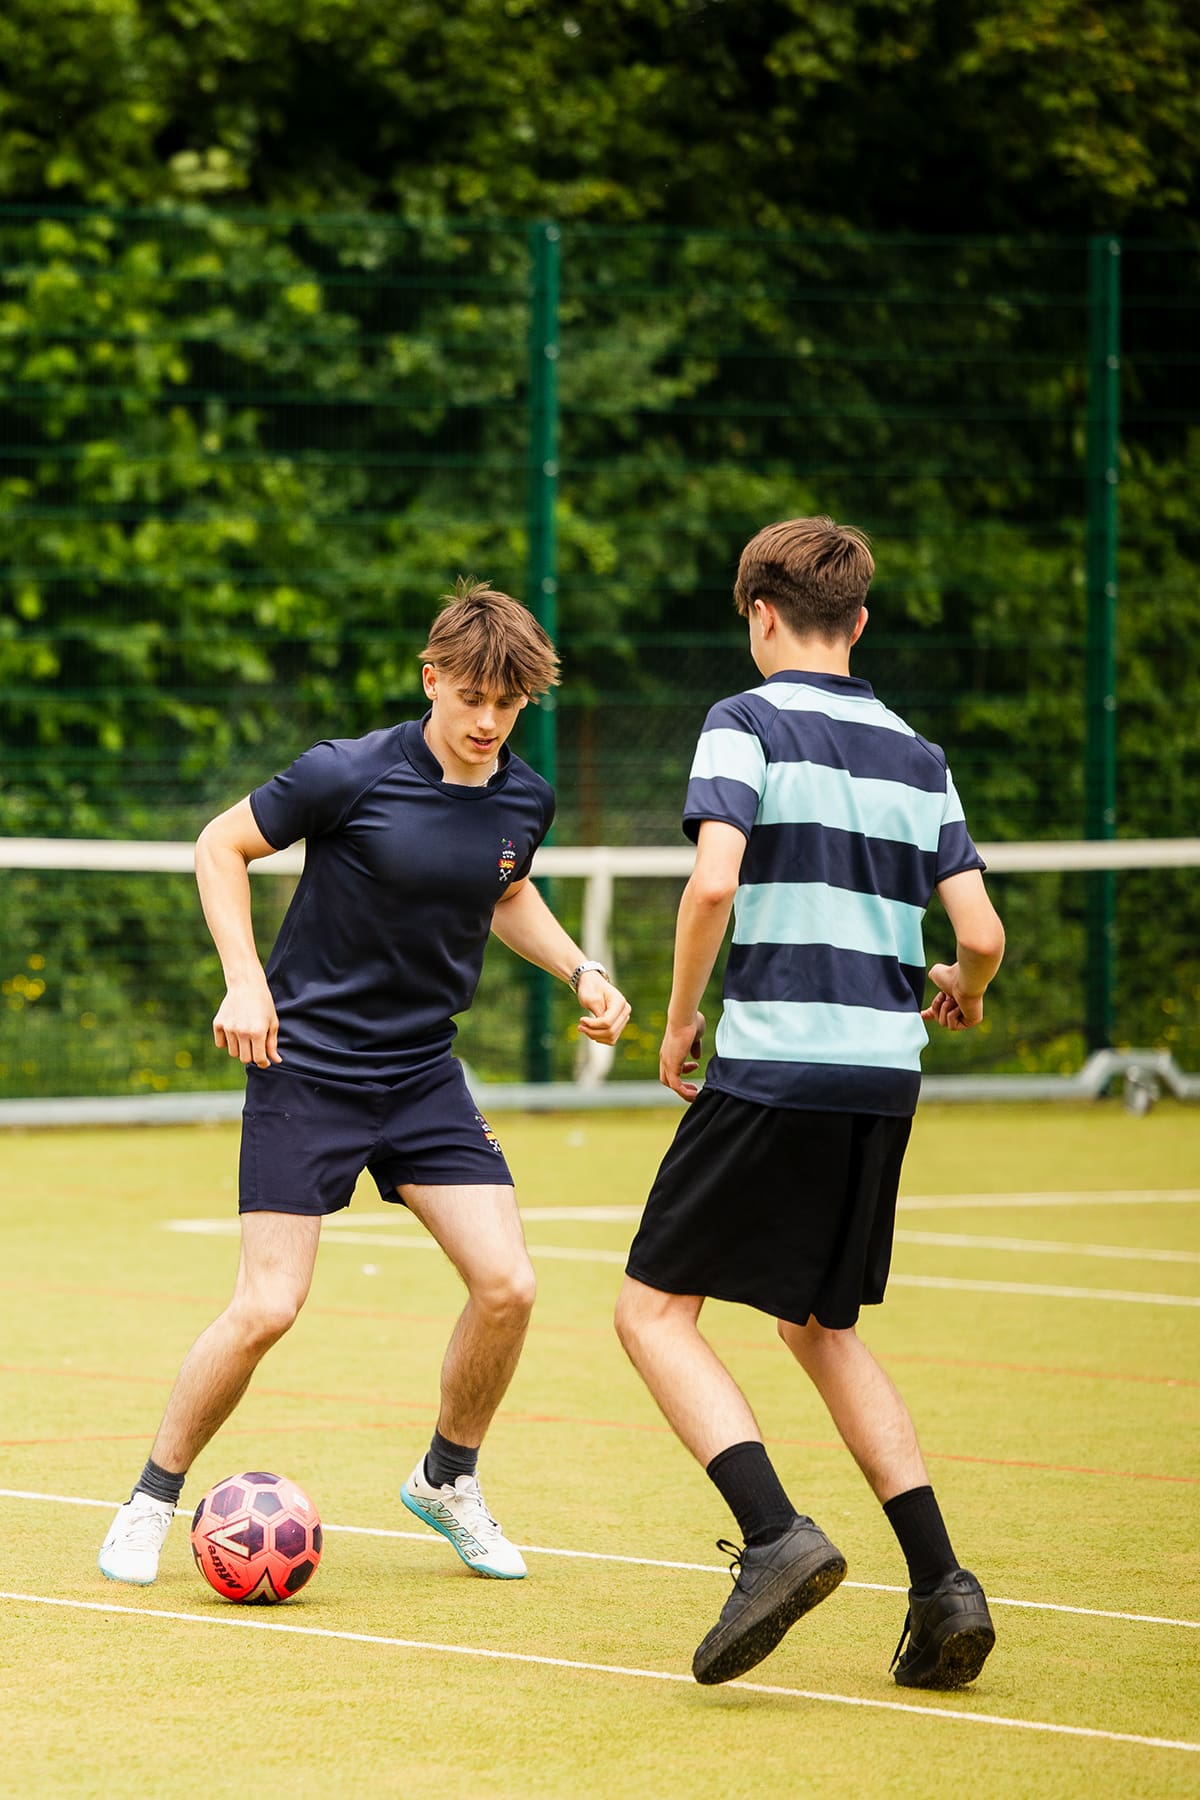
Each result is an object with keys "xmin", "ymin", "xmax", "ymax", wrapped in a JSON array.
[{"xmin": 684, "ymin": 669, "xmax": 984, "ymax": 1117}]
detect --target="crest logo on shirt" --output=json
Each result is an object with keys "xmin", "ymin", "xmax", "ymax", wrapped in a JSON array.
[
  {"xmin": 497, "ymin": 838, "xmax": 517, "ymax": 884},
  {"xmin": 474, "ymin": 1111, "xmax": 503, "ymax": 1155}
]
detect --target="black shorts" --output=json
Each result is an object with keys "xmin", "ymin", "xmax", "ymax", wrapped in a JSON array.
[
  {"xmin": 625, "ymin": 1087, "xmax": 911, "ymax": 1329},
  {"xmin": 238, "ymin": 1056, "xmax": 513, "ymax": 1215}
]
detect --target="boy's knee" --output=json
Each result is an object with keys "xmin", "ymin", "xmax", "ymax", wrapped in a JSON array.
[
  {"xmin": 613, "ymin": 1283, "xmax": 638, "ymax": 1349},
  {"xmin": 507, "ymin": 1259, "xmax": 538, "ymax": 1321},
  {"xmin": 614, "ymin": 1278, "xmax": 678, "ymax": 1353},
  {"xmin": 778, "ymin": 1314, "xmax": 856, "ymax": 1362},
  {"xmin": 231, "ymin": 1285, "xmax": 307, "ymax": 1349},
  {"xmin": 474, "ymin": 1257, "xmax": 536, "ymax": 1328}
]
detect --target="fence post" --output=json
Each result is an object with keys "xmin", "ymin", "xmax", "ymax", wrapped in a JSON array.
[
  {"xmin": 524, "ymin": 221, "xmax": 561, "ymax": 1082},
  {"xmin": 1084, "ymin": 235, "xmax": 1120, "ymax": 1053}
]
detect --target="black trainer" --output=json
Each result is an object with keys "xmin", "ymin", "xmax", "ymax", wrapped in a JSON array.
[
  {"xmin": 692, "ymin": 1517, "xmax": 847, "ymax": 1686},
  {"xmin": 890, "ymin": 1567, "xmax": 996, "ymax": 1689}
]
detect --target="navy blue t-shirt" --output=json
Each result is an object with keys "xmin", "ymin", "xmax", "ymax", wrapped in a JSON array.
[{"xmin": 248, "ymin": 717, "xmax": 555, "ymax": 1080}]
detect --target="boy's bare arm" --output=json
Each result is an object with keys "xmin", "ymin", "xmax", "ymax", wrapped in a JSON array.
[
  {"xmin": 660, "ymin": 820, "xmax": 746, "ymax": 1100},
  {"xmin": 491, "ymin": 875, "xmax": 631, "ymax": 1045},
  {"xmin": 923, "ymin": 868, "xmax": 1006, "ymax": 1032},
  {"xmin": 195, "ymin": 796, "xmax": 283, "ymax": 1067}
]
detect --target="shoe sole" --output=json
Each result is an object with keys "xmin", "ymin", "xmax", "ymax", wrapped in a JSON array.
[
  {"xmin": 693, "ymin": 1550, "xmax": 847, "ymax": 1685},
  {"xmin": 400, "ymin": 1487, "xmax": 527, "ymax": 1580},
  {"xmin": 894, "ymin": 1619, "xmax": 996, "ymax": 1690},
  {"xmin": 97, "ymin": 1559, "xmax": 156, "ymax": 1586}
]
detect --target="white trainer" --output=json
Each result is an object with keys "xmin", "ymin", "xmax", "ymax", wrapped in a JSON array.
[
  {"xmin": 98, "ymin": 1491, "xmax": 174, "ymax": 1585},
  {"xmin": 401, "ymin": 1461, "xmax": 527, "ymax": 1579}
]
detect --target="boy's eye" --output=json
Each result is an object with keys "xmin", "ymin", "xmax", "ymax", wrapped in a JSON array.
[{"xmin": 460, "ymin": 691, "xmax": 520, "ymax": 709}]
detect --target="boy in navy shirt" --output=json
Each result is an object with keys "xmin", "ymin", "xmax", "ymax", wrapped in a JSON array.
[
  {"xmin": 616, "ymin": 519, "xmax": 1005, "ymax": 1689},
  {"xmin": 100, "ymin": 581, "xmax": 630, "ymax": 1586}
]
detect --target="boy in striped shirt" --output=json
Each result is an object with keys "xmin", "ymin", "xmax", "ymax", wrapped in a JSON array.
[{"xmin": 617, "ymin": 517, "xmax": 1005, "ymax": 1690}]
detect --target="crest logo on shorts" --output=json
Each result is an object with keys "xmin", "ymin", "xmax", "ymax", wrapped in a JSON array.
[
  {"xmin": 498, "ymin": 838, "xmax": 517, "ymax": 884},
  {"xmin": 474, "ymin": 1111, "xmax": 503, "ymax": 1155}
]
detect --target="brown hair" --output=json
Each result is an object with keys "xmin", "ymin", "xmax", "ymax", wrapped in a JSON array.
[
  {"xmin": 420, "ymin": 578, "xmax": 561, "ymax": 698},
  {"xmin": 733, "ymin": 517, "xmax": 874, "ymax": 639}
]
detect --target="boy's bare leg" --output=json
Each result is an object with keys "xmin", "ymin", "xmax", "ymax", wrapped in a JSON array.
[
  {"xmin": 151, "ymin": 1211, "xmax": 322, "ymax": 1472},
  {"xmin": 615, "ymin": 1274, "xmax": 847, "ymax": 1686},
  {"xmin": 396, "ymin": 1182, "xmax": 536, "ymax": 1580},
  {"xmin": 614, "ymin": 1276, "xmax": 762, "ymax": 1466},
  {"xmin": 399, "ymin": 1183, "xmax": 537, "ymax": 1447},
  {"xmin": 779, "ymin": 1316, "xmax": 994, "ymax": 1688},
  {"xmin": 776, "ymin": 1316, "xmax": 928, "ymax": 1503},
  {"xmin": 99, "ymin": 1211, "xmax": 321, "ymax": 1585}
]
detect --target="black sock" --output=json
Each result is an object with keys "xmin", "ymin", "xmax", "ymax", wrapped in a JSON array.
[
  {"xmin": 424, "ymin": 1429, "xmax": 479, "ymax": 1490},
  {"xmin": 883, "ymin": 1485, "xmax": 958, "ymax": 1593},
  {"xmin": 133, "ymin": 1457, "xmax": 186, "ymax": 1508},
  {"xmin": 706, "ymin": 1441, "xmax": 796, "ymax": 1547}
]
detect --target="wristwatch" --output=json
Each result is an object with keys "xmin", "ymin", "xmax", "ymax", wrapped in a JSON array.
[{"xmin": 568, "ymin": 960, "xmax": 610, "ymax": 994}]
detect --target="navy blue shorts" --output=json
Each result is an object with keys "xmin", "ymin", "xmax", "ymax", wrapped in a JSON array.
[{"xmin": 238, "ymin": 1056, "xmax": 513, "ymax": 1215}]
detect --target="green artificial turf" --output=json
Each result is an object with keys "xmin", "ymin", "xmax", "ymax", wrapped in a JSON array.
[{"xmin": 0, "ymin": 1102, "xmax": 1197, "ymax": 1797}]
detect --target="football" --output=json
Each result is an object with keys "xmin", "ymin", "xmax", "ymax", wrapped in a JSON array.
[{"xmin": 190, "ymin": 1471, "xmax": 323, "ymax": 1603}]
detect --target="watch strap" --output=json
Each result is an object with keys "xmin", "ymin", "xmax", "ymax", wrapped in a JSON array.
[{"xmin": 569, "ymin": 960, "xmax": 609, "ymax": 994}]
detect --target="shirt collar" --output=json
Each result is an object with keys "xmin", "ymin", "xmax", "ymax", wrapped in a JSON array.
[
  {"xmin": 764, "ymin": 669, "xmax": 876, "ymax": 699},
  {"xmin": 401, "ymin": 714, "xmax": 513, "ymax": 794}
]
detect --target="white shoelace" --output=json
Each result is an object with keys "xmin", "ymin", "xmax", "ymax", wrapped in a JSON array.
[
  {"xmin": 450, "ymin": 1478, "xmax": 503, "ymax": 1544},
  {"xmin": 119, "ymin": 1501, "xmax": 173, "ymax": 1551}
]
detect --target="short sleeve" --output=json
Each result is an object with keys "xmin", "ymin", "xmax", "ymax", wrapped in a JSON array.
[
  {"xmin": 249, "ymin": 741, "xmax": 367, "ymax": 850},
  {"xmin": 681, "ymin": 697, "xmax": 768, "ymax": 845},
  {"xmin": 934, "ymin": 768, "xmax": 986, "ymax": 882},
  {"xmin": 513, "ymin": 784, "xmax": 556, "ymax": 882}
]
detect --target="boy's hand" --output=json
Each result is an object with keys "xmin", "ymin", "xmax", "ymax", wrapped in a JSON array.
[
  {"xmin": 659, "ymin": 1012, "xmax": 705, "ymax": 1101},
  {"xmin": 213, "ymin": 974, "xmax": 282, "ymax": 1067},
  {"xmin": 921, "ymin": 962, "xmax": 985, "ymax": 1031},
  {"xmin": 576, "ymin": 972, "xmax": 632, "ymax": 1046}
]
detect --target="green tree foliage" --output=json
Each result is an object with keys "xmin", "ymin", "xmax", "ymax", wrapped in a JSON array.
[
  {"xmin": 0, "ymin": 1, "xmax": 1197, "ymax": 229},
  {"xmin": 0, "ymin": 208, "xmax": 534, "ymax": 835},
  {"xmin": 0, "ymin": 0, "xmax": 1196, "ymax": 1093}
]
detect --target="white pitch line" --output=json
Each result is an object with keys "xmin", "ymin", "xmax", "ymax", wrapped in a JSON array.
[
  {"xmin": 519, "ymin": 1206, "xmax": 646, "ymax": 1223},
  {"xmin": 164, "ymin": 1219, "xmax": 629, "ymax": 1264},
  {"xmin": 894, "ymin": 1230, "xmax": 1200, "ymax": 1266},
  {"xmin": 2, "ymin": 1592, "xmax": 1197, "ymax": 1755},
  {"xmin": 338, "ymin": 1196, "xmax": 1200, "ymax": 1223},
  {"xmin": 324, "ymin": 1208, "xmax": 645, "ymax": 1225},
  {"xmin": 337, "ymin": 1195, "xmax": 1200, "ymax": 1217},
  {"xmin": 338, "ymin": 1213, "xmax": 1200, "ymax": 1269},
  {"xmin": 162, "ymin": 1219, "xmax": 1200, "ymax": 1300},
  {"xmin": 2, "ymin": 1490, "xmax": 1197, "ymax": 1632},
  {"xmin": 899, "ymin": 1190, "xmax": 1200, "ymax": 1212},
  {"xmin": 888, "ymin": 1273, "xmax": 1200, "ymax": 1308}
]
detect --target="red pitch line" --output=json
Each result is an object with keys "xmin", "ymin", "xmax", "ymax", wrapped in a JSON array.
[
  {"xmin": 877, "ymin": 1351, "xmax": 1200, "ymax": 1390},
  {"xmin": 0, "ymin": 1363, "xmax": 436, "ymax": 1409},
  {"xmin": 0, "ymin": 1279, "xmax": 452, "ymax": 1331},
  {"xmin": 504, "ymin": 1412, "xmax": 1200, "ymax": 1486},
  {"xmin": 0, "ymin": 1419, "xmax": 432, "ymax": 1449},
  {"xmin": 3, "ymin": 1363, "xmax": 1197, "ymax": 1484},
  {"xmin": 2, "ymin": 1280, "xmax": 1195, "ymax": 1391}
]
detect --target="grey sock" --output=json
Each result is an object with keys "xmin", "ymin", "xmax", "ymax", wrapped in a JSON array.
[
  {"xmin": 133, "ymin": 1457, "xmax": 185, "ymax": 1508},
  {"xmin": 424, "ymin": 1429, "xmax": 479, "ymax": 1489}
]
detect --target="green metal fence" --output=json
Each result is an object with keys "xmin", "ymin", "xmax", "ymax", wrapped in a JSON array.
[{"xmin": 1, "ymin": 208, "xmax": 1197, "ymax": 1095}]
